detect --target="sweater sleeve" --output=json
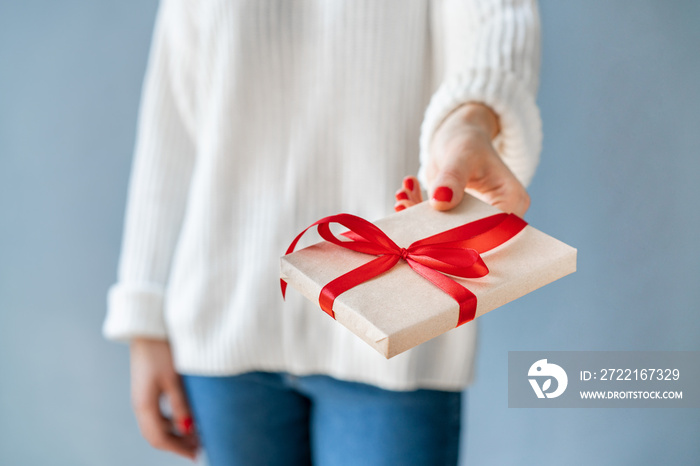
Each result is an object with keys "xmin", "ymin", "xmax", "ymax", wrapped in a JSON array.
[
  {"xmin": 103, "ymin": 1, "xmax": 197, "ymax": 342},
  {"xmin": 421, "ymin": 0, "xmax": 542, "ymax": 187}
]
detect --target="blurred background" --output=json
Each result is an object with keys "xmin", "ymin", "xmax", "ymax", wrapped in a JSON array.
[{"xmin": 1, "ymin": 1, "xmax": 698, "ymax": 465}]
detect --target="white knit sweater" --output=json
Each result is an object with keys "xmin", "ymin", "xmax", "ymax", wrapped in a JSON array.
[{"xmin": 104, "ymin": 0, "xmax": 541, "ymax": 391}]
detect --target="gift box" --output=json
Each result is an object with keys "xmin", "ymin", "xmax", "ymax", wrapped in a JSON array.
[{"xmin": 280, "ymin": 195, "xmax": 577, "ymax": 358}]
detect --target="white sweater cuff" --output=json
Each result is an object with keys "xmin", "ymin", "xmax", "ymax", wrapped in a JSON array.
[
  {"xmin": 419, "ymin": 69, "xmax": 542, "ymax": 188},
  {"xmin": 103, "ymin": 283, "xmax": 168, "ymax": 342}
]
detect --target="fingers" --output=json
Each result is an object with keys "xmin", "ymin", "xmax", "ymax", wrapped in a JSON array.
[
  {"xmin": 427, "ymin": 130, "xmax": 530, "ymax": 216},
  {"xmin": 164, "ymin": 375, "xmax": 199, "ymax": 452},
  {"xmin": 161, "ymin": 375, "xmax": 199, "ymax": 459},
  {"xmin": 134, "ymin": 381, "xmax": 199, "ymax": 461},
  {"xmin": 476, "ymin": 183, "xmax": 530, "ymax": 218},
  {"xmin": 463, "ymin": 154, "xmax": 530, "ymax": 217},
  {"xmin": 134, "ymin": 378, "xmax": 198, "ymax": 460},
  {"xmin": 394, "ymin": 176, "xmax": 423, "ymax": 211},
  {"xmin": 130, "ymin": 339, "xmax": 199, "ymax": 461},
  {"xmin": 429, "ymin": 155, "xmax": 530, "ymax": 216}
]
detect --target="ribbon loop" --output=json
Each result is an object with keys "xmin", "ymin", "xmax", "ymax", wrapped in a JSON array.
[{"xmin": 282, "ymin": 212, "xmax": 527, "ymax": 327}]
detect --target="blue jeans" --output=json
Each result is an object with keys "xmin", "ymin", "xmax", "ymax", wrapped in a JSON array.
[{"xmin": 182, "ymin": 372, "xmax": 462, "ymax": 466}]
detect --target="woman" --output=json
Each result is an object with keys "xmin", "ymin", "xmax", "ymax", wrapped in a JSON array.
[{"xmin": 105, "ymin": 1, "xmax": 541, "ymax": 464}]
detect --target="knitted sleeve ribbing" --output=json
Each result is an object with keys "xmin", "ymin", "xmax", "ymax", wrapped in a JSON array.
[
  {"xmin": 421, "ymin": 0, "xmax": 542, "ymax": 187},
  {"xmin": 103, "ymin": 1, "xmax": 197, "ymax": 341}
]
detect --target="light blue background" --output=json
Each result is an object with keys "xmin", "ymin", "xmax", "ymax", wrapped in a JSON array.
[{"xmin": 1, "ymin": 1, "xmax": 698, "ymax": 465}]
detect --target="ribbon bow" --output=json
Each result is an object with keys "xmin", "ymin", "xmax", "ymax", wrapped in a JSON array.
[{"xmin": 282, "ymin": 212, "xmax": 527, "ymax": 326}]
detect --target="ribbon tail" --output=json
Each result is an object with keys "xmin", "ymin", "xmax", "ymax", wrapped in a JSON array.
[
  {"xmin": 406, "ymin": 259, "xmax": 478, "ymax": 326},
  {"xmin": 319, "ymin": 254, "xmax": 400, "ymax": 319},
  {"xmin": 411, "ymin": 213, "xmax": 527, "ymax": 254},
  {"xmin": 281, "ymin": 279, "xmax": 288, "ymax": 299}
]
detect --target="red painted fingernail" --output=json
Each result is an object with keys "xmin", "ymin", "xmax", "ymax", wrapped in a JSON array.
[
  {"xmin": 395, "ymin": 204, "xmax": 406, "ymax": 212},
  {"xmin": 180, "ymin": 417, "xmax": 194, "ymax": 435},
  {"xmin": 396, "ymin": 191, "xmax": 408, "ymax": 201},
  {"xmin": 432, "ymin": 186, "xmax": 453, "ymax": 203},
  {"xmin": 404, "ymin": 178, "xmax": 414, "ymax": 191}
]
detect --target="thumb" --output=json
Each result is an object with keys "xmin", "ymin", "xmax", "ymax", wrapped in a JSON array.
[{"xmin": 428, "ymin": 162, "xmax": 468, "ymax": 212}]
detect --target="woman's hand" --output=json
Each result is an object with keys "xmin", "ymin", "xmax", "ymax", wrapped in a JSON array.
[
  {"xmin": 395, "ymin": 103, "xmax": 529, "ymax": 217},
  {"xmin": 130, "ymin": 338, "xmax": 199, "ymax": 461}
]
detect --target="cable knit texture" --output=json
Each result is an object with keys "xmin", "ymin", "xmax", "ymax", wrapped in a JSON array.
[{"xmin": 104, "ymin": 0, "xmax": 541, "ymax": 391}]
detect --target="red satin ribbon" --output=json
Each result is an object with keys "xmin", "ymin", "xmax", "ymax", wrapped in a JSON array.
[{"xmin": 281, "ymin": 212, "xmax": 527, "ymax": 326}]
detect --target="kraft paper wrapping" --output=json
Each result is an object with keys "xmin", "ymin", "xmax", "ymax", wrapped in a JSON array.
[{"xmin": 280, "ymin": 195, "xmax": 577, "ymax": 358}]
